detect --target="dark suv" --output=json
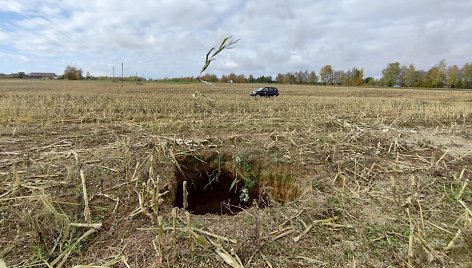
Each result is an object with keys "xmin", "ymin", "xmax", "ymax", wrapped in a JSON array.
[{"xmin": 249, "ymin": 87, "xmax": 279, "ymax": 97}]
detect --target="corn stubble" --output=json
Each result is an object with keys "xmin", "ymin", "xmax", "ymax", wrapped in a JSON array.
[{"xmin": 0, "ymin": 80, "xmax": 472, "ymax": 267}]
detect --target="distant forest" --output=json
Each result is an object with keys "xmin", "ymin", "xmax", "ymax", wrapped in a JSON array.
[{"xmin": 157, "ymin": 60, "xmax": 472, "ymax": 89}]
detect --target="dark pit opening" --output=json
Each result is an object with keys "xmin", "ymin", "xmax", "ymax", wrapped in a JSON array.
[{"xmin": 173, "ymin": 151, "xmax": 260, "ymax": 215}]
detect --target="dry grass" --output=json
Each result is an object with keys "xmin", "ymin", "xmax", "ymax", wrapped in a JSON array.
[{"xmin": 1, "ymin": 79, "xmax": 472, "ymax": 267}]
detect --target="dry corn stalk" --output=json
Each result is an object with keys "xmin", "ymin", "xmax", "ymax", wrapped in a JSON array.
[
  {"xmin": 0, "ymin": 259, "xmax": 8, "ymax": 268},
  {"xmin": 69, "ymin": 223, "xmax": 102, "ymax": 229},
  {"xmin": 296, "ymin": 256, "xmax": 328, "ymax": 266},
  {"xmin": 183, "ymin": 181, "xmax": 188, "ymax": 211},
  {"xmin": 214, "ymin": 246, "xmax": 244, "ymax": 268},
  {"xmin": 186, "ymin": 211, "xmax": 195, "ymax": 252},
  {"xmin": 293, "ymin": 224, "xmax": 314, "ymax": 242},
  {"xmin": 12, "ymin": 164, "xmax": 21, "ymax": 196},
  {"xmin": 80, "ymin": 169, "xmax": 90, "ymax": 223},
  {"xmin": 407, "ymin": 208, "xmax": 415, "ymax": 266},
  {"xmin": 390, "ymin": 175, "xmax": 397, "ymax": 205},
  {"xmin": 458, "ymin": 200, "xmax": 472, "ymax": 218},
  {"xmin": 192, "ymin": 227, "xmax": 237, "ymax": 244},
  {"xmin": 444, "ymin": 229, "xmax": 462, "ymax": 251},
  {"xmin": 171, "ymin": 208, "xmax": 177, "ymax": 260},
  {"xmin": 51, "ymin": 228, "xmax": 97, "ymax": 267},
  {"xmin": 272, "ymin": 227, "xmax": 295, "ymax": 241},
  {"xmin": 157, "ymin": 215, "xmax": 163, "ymax": 264},
  {"xmin": 260, "ymin": 252, "xmax": 273, "ymax": 268},
  {"xmin": 134, "ymin": 175, "xmax": 167, "ymax": 220},
  {"xmin": 73, "ymin": 265, "xmax": 109, "ymax": 268}
]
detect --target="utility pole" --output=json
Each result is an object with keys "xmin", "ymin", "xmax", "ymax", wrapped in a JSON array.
[
  {"xmin": 121, "ymin": 62, "xmax": 124, "ymax": 87},
  {"xmin": 112, "ymin": 66, "xmax": 114, "ymax": 80}
]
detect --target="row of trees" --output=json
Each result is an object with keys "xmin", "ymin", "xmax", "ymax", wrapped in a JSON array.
[
  {"xmin": 61, "ymin": 61, "xmax": 472, "ymax": 89},
  {"xmin": 158, "ymin": 73, "xmax": 275, "ymax": 84},
  {"xmin": 379, "ymin": 61, "xmax": 472, "ymax": 88},
  {"xmin": 278, "ymin": 61, "xmax": 472, "ymax": 88},
  {"xmin": 162, "ymin": 67, "xmax": 365, "ymax": 86},
  {"xmin": 294, "ymin": 61, "xmax": 472, "ymax": 88},
  {"xmin": 63, "ymin": 66, "xmax": 148, "ymax": 81},
  {"xmin": 317, "ymin": 65, "xmax": 365, "ymax": 86},
  {"xmin": 0, "ymin": 72, "xmax": 26, "ymax": 78}
]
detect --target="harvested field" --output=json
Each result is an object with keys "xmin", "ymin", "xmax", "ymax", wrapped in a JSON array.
[{"xmin": 1, "ymin": 80, "xmax": 471, "ymax": 267}]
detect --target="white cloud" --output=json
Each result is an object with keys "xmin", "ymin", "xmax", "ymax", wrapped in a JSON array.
[
  {"xmin": 0, "ymin": 0, "xmax": 471, "ymax": 77},
  {"xmin": 0, "ymin": 28, "xmax": 8, "ymax": 41},
  {"xmin": 0, "ymin": 0, "xmax": 23, "ymax": 12},
  {"xmin": 0, "ymin": 52, "xmax": 34, "ymax": 63}
]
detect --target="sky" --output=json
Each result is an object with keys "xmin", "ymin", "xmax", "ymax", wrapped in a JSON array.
[{"xmin": 0, "ymin": 0, "xmax": 471, "ymax": 79}]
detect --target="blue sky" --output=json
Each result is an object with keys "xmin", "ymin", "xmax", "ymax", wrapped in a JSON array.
[{"xmin": 0, "ymin": 0, "xmax": 471, "ymax": 78}]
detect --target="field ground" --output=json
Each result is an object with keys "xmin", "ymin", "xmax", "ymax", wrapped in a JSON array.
[{"xmin": 1, "ymin": 80, "xmax": 472, "ymax": 267}]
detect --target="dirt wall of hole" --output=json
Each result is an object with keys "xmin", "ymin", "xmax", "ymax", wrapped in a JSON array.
[{"xmin": 172, "ymin": 150, "xmax": 301, "ymax": 215}]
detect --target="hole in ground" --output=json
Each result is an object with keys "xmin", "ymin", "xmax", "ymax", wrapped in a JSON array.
[
  {"xmin": 173, "ymin": 151, "xmax": 259, "ymax": 215},
  {"xmin": 173, "ymin": 150, "xmax": 301, "ymax": 215}
]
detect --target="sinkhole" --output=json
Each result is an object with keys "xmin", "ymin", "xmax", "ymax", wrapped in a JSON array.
[{"xmin": 173, "ymin": 150, "xmax": 301, "ymax": 215}]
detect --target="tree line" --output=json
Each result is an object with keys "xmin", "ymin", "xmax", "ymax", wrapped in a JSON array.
[
  {"xmin": 155, "ymin": 61, "xmax": 472, "ymax": 89},
  {"xmin": 57, "ymin": 61, "xmax": 472, "ymax": 89},
  {"xmin": 377, "ymin": 61, "xmax": 472, "ymax": 88}
]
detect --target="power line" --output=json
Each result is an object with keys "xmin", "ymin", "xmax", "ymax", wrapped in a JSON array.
[
  {"xmin": 3, "ymin": 0, "xmax": 76, "ymax": 40},
  {"xmin": 0, "ymin": 0, "xmax": 92, "ymax": 73},
  {"xmin": 0, "ymin": 1, "xmax": 137, "ymax": 77},
  {"xmin": 0, "ymin": 0, "xmax": 83, "ymax": 50}
]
